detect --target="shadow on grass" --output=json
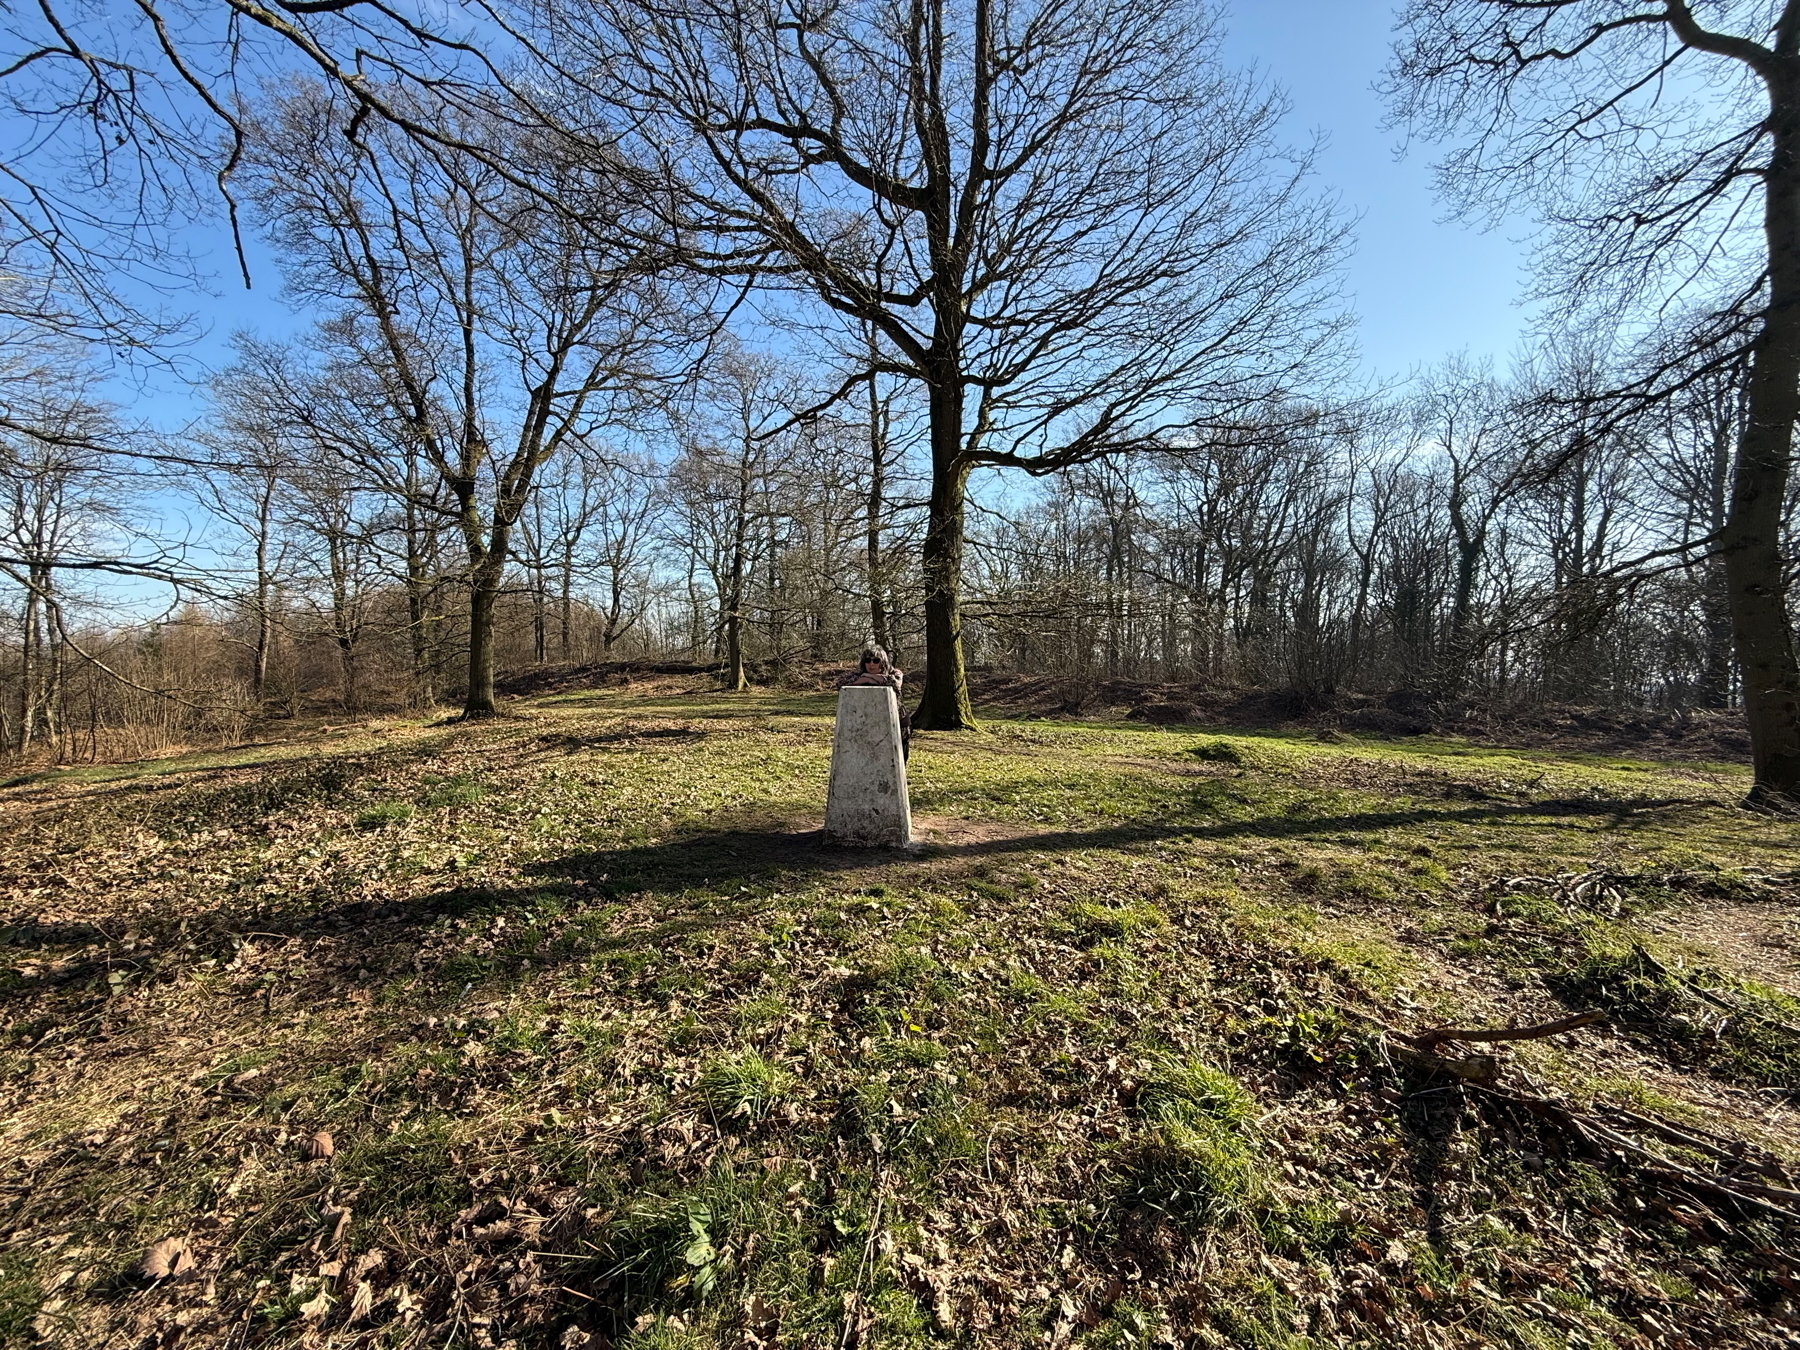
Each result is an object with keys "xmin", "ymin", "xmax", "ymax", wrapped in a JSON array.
[
  {"xmin": 520, "ymin": 789, "xmax": 1699, "ymax": 888},
  {"xmin": 529, "ymin": 726, "xmax": 708, "ymax": 753},
  {"xmin": 0, "ymin": 789, "xmax": 1718, "ymax": 1012}
]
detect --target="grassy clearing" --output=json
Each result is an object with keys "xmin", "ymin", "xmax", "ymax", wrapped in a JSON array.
[{"xmin": 0, "ymin": 682, "xmax": 1797, "ymax": 1348}]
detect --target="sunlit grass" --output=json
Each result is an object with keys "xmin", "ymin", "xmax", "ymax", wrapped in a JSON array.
[{"xmin": 0, "ymin": 679, "xmax": 1793, "ymax": 1349}]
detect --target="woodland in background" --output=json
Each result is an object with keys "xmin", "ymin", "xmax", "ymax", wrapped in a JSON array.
[
  {"xmin": 0, "ymin": 335, "xmax": 1766, "ymax": 763},
  {"xmin": 1, "ymin": 0, "xmax": 1796, "ymax": 780}
]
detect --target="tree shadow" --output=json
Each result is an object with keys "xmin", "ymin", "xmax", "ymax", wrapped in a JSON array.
[
  {"xmin": 500, "ymin": 787, "xmax": 1703, "ymax": 907},
  {"xmin": 0, "ymin": 787, "xmax": 1715, "ymax": 1012},
  {"xmin": 528, "ymin": 726, "xmax": 708, "ymax": 753}
]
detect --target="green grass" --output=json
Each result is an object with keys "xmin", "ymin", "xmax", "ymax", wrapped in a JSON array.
[
  {"xmin": 696, "ymin": 1050, "xmax": 790, "ymax": 1123},
  {"xmin": 354, "ymin": 799, "xmax": 414, "ymax": 829},
  {"xmin": 0, "ymin": 680, "xmax": 1795, "ymax": 1349}
]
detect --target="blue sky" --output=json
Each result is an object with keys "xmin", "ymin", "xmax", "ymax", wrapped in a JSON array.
[
  {"xmin": 131, "ymin": 0, "xmax": 1535, "ymax": 424},
  {"xmin": 1220, "ymin": 0, "xmax": 1533, "ymax": 382}
]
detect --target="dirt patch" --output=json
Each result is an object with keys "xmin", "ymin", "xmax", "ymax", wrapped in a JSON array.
[
  {"xmin": 907, "ymin": 813, "xmax": 1051, "ymax": 847},
  {"xmin": 1642, "ymin": 902, "xmax": 1800, "ymax": 998}
]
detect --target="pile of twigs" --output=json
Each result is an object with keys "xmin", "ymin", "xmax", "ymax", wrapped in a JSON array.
[{"xmin": 1371, "ymin": 1009, "xmax": 1800, "ymax": 1229}]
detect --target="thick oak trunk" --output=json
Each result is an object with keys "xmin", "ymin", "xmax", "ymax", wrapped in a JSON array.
[
  {"xmin": 913, "ymin": 379, "xmax": 977, "ymax": 730},
  {"xmin": 462, "ymin": 566, "xmax": 502, "ymax": 718},
  {"xmin": 1729, "ymin": 110, "xmax": 1800, "ymax": 805},
  {"xmin": 724, "ymin": 609, "xmax": 747, "ymax": 691}
]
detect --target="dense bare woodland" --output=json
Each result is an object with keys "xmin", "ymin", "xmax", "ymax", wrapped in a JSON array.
[
  {"xmin": 0, "ymin": 316, "xmax": 1771, "ymax": 760},
  {"xmin": 0, "ymin": 0, "xmax": 1795, "ymax": 786}
]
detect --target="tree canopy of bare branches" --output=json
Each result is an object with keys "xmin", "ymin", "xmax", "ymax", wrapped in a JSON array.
[
  {"xmin": 236, "ymin": 83, "xmax": 705, "ymax": 717},
  {"xmin": 1388, "ymin": 0, "xmax": 1800, "ymax": 803},
  {"xmin": 531, "ymin": 0, "xmax": 1346, "ymax": 726}
]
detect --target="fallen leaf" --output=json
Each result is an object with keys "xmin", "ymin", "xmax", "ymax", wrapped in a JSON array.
[
  {"xmin": 136, "ymin": 1238, "xmax": 194, "ymax": 1281},
  {"xmin": 304, "ymin": 1131, "xmax": 335, "ymax": 1160},
  {"xmin": 322, "ymin": 1204, "xmax": 354, "ymax": 1246},
  {"xmin": 299, "ymin": 1286, "xmax": 333, "ymax": 1320}
]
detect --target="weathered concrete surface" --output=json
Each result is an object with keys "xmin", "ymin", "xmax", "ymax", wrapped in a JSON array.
[{"xmin": 824, "ymin": 685, "xmax": 912, "ymax": 847}]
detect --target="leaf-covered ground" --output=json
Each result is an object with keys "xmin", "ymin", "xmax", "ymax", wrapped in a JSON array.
[{"xmin": 1, "ymin": 681, "xmax": 1797, "ymax": 1349}]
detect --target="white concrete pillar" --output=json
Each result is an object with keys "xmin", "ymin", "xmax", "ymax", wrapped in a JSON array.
[{"xmin": 824, "ymin": 685, "xmax": 912, "ymax": 846}]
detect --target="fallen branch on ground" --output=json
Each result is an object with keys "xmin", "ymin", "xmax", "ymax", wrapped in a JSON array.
[
  {"xmin": 1409, "ymin": 1009, "xmax": 1606, "ymax": 1054},
  {"xmin": 1357, "ymin": 1006, "xmax": 1800, "ymax": 1229}
]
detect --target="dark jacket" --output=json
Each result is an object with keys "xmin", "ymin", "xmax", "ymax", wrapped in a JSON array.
[{"xmin": 838, "ymin": 665, "xmax": 903, "ymax": 692}]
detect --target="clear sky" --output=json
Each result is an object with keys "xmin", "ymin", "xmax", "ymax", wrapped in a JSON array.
[
  {"xmin": 129, "ymin": 0, "xmax": 1535, "ymax": 423},
  {"xmin": 1220, "ymin": 0, "xmax": 1533, "ymax": 382}
]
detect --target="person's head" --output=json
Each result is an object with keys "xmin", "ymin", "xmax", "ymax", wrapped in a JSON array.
[{"xmin": 859, "ymin": 645, "xmax": 889, "ymax": 673}]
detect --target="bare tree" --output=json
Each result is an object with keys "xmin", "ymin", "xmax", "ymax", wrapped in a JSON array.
[
  {"xmin": 514, "ymin": 441, "xmax": 662, "ymax": 662},
  {"xmin": 1388, "ymin": 0, "xmax": 1800, "ymax": 802},
  {"xmin": 0, "ymin": 0, "xmax": 552, "ymax": 352},
  {"xmin": 194, "ymin": 386, "xmax": 299, "ymax": 706},
  {"xmin": 283, "ymin": 447, "xmax": 383, "ymax": 713},
  {"xmin": 1643, "ymin": 335, "xmax": 1749, "ymax": 707},
  {"xmin": 543, "ymin": 0, "xmax": 1344, "ymax": 727},
  {"xmin": 0, "ymin": 373, "xmax": 119, "ymax": 751},
  {"xmin": 586, "ymin": 449, "xmax": 665, "ymax": 656},
  {"xmin": 664, "ymin": 352, "xmax": 801, "ymax": 691},
  {"xmin": 1410, "ymin": 358, "xmax": 1532, "ymax": 693},
  {"xmin": 242, "ymin": 85, "xmax": 696, "ymax": 717}
]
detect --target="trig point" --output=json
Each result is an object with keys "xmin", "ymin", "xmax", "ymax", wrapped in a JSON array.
[{"xmin": 825, "ymin": 685, "xmax": 913, "ymax": 846}]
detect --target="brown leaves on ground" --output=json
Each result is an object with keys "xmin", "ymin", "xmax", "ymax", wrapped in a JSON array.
[{"xmin": 1, "ymin": 692, "xmax": 1797, "ymax": 1349}]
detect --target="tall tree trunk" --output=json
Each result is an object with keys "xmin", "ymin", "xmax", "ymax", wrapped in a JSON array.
[
  {"xmin": 337, "ymin": 636, "xmax": 359, "ymax": 714},
  {"xmin": 1697, "ymin": 559, "xmax": 1735, "ymax": 708},
  {"xmin": 1348, "ymin": 552, "xmax": 1374, "ymax": 686},
  {"xmin": 251, "ymin": 480, "xmax": 274, "ymax": 704},
  {"xmin": 19, "ymin": 580, "xmax": 40, "ymax": 753},
  {"xmin": 764, "ymin": 511, "xmax": 786, "ymax": 678},
  {"xmin": 403, "ymin": 470, "xmax": 437, "ymax": 710},
  {"xmin": 330, "ymin": 540, "xmax": 359, "ymax": 713},
  {"xmin": 252, "ymin": 578, "xmax": 272, "ymax": 705},
  {"xmin": 33, "ymin": 564, "xmax": 59, "ymax": 753},
  {"xmin": 724, "ymin": 546, "xmax": 748, "ymax": 692},
  {"xmin": 724, "ymin": 607, "xmax": 746, "ymax": 690},
  {"xmin": 604, "ymin": 568, "xmax": 629, "ymax": 653},
  {"xmin": 724, "ymin": 461, "xmax": 751, "ymax": 691},
  {"xmin": 560, "ymin": 546, "xmax": 576, "ymax": 660},
  {"xmin": 1442, "ymin": 498, "xmax": 1483, "ymax": 697},
  {"xmin": 866, "ymin": 359, "xmax": 891, "ymax": 653},
  {"xmin": 406, "ymin": 565, "xmax": 432, "ymax": 709},
  {"xmin": 532, "ymin": 574, "xmax": 548, "ymax": 664},
  {"xmin": 1728, "ymin": 107, "xmax": 1800, "ymax": 804},
  {"xmin": 464, "ymin": 562, "xmax": 503, "ymax": 717},
  {"xmin": 914, "ymin": 379, "xmax": 977, "ymax": 729}
]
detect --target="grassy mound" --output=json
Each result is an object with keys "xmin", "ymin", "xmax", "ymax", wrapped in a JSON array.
[{"xmin": 1, "ymin": 685, "xmax": 1796, "ymax": 1348}]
